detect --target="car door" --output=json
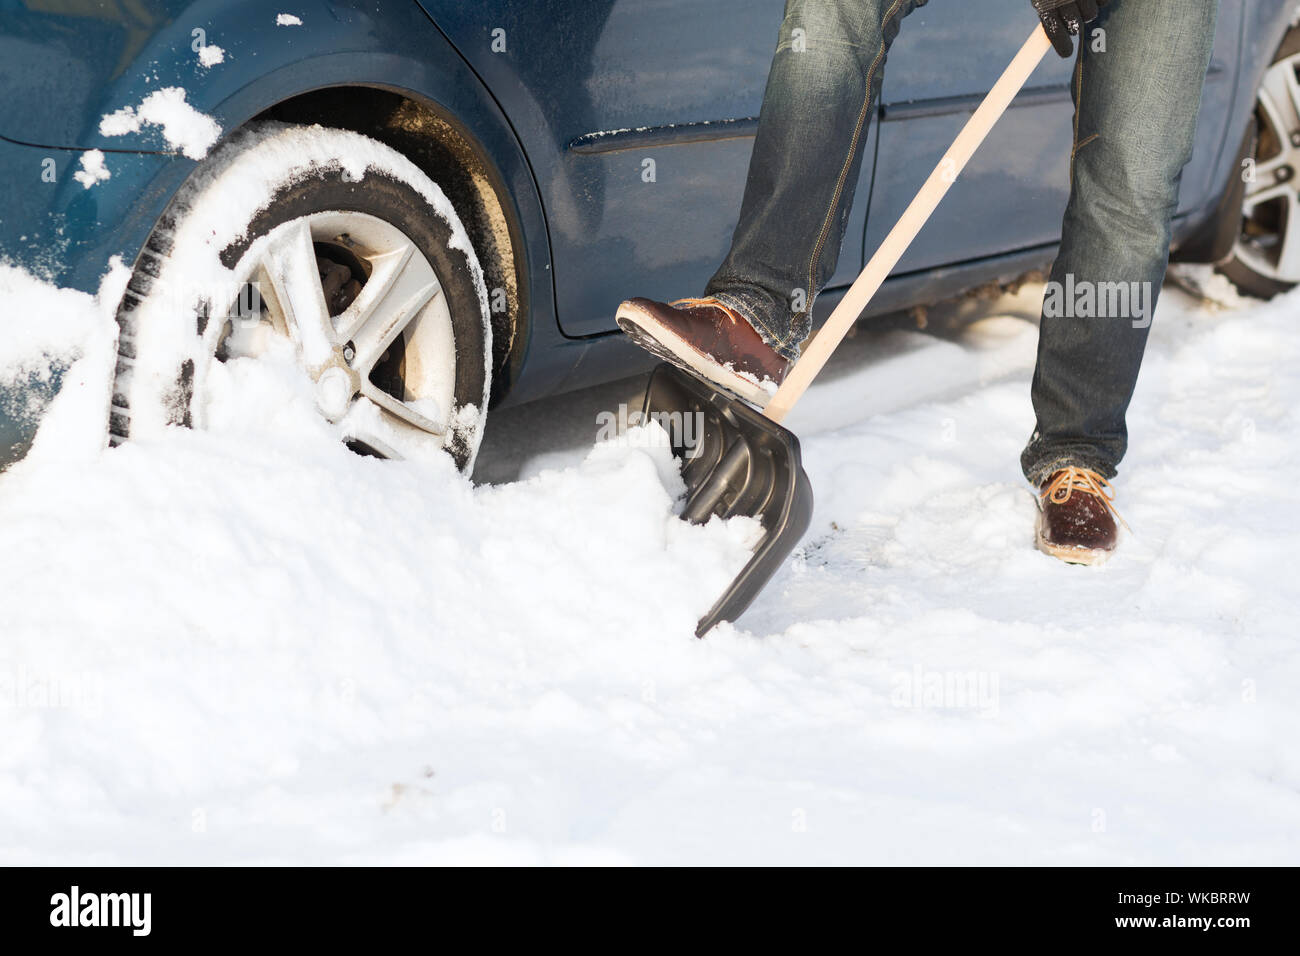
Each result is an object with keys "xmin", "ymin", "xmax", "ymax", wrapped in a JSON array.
[
  {"xmin": 420, "ymin": 0, "xmax": 876, "ymax": 337},
  {"xmin": 866, "ymin": 0, "xmax": 1242, "ymax": 275}
]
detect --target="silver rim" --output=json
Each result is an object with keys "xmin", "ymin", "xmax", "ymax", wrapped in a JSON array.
[
  {"xmin": 217, "ymin": 211, "xmax": 458, "ymax": 460},
  {"xmin": 1236, "ymin": 52, "xmax": 1300, "ymax": 284}
]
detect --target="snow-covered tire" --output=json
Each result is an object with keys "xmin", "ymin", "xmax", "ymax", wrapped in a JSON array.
[{"xmin": 111, "ymin": 123, "xmax": 491, "ymax": 471}]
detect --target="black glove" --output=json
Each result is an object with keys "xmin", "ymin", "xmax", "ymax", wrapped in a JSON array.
[{"xmin": 1031, "ymin": 0, "xmax": 1111, "ymax": 58}]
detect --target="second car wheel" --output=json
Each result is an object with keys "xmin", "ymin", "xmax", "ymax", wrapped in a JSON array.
[{"xmin": 1218, "ymin": 26, "xmax": 1300, "ymax": 299}]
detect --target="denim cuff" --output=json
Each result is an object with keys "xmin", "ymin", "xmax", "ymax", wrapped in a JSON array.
[
  {"xmin": 708, "ymin": 289, "xmax": 804, "ymax": 363},
  {"xmin": 1021, "ymin": 450, "xmax": 1119, "ymax": 488}
]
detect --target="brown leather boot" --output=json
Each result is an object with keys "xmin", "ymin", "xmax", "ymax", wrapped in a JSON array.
[
  {"xmin": 615, "ymin": 296, "xmax": 791, "ymax": 407},
  {"xmin": 1035, "ymin": 466, "xmax": 1125, "ymax": 566}
]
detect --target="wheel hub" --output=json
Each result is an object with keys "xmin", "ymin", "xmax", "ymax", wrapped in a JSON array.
[{"xmin": 314, "ymin": 362, "xmax": 358, "ymax": 421}]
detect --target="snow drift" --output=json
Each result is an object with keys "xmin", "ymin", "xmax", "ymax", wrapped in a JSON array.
[{"xmin": 0, "ymin": 259, "xmax": 1297, "ymax": 864}]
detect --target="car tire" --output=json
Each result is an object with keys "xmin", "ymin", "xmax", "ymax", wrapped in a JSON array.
[
  {"xmin": 1217, "ymin": 26, "xmax": 1300, "ymax": 299},
  {"xmin": 111, "ymin": 123, "xmax": 492, "ymax": 471}
]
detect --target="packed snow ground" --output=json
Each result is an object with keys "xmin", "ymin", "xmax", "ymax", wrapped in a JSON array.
[{"xmin": 1, "ymin": 264, "xmax": 1297, "ymax": 865}]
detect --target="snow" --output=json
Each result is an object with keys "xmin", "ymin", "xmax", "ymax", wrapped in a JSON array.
[
  {"xmin": 198, "ymin": 45, "xmax": 225, "ymax": 68},
  {"xmin": 276, "ymin": 14, "xmax": 303, "ymax": 27},
  {"xmin": 72, "ymin": 150, "xmax": 110, "ymax": 190},
  {"xmin": 1, "ymin": 258, "xmax": 1298, "ymax": 863},
  {"xmin": 0, "ymin": 261, "xmax": 122, "ymax": 390},
  {"xmin": 99, "ymin": 88, "xmax": 222, "ymax": 160},
  {"xmin": 1167, "ymin": 261, "xmax": 1250, "ymax": 311},
  {"xmin": 0, "ymin": 261, "xmax": 127, "ymax": 465}
]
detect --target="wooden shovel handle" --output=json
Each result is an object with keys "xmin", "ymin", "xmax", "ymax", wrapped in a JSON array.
[{"xmin": 763, "ymin": 24, "xmax": 1054, "ymax": 423}]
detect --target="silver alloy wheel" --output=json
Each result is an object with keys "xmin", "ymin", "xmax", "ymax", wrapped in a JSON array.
[
  {"xmin": 220, "ymin": 210, "xmax": 458, "ymax": 461},
  {"xmin": 1235, "ymin": 52, "xmax": 1300, "ymax": 284}
]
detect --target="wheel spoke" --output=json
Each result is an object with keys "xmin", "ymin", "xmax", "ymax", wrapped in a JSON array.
[
  {"xmin": 1239, "ymin": 185, "xmax": 1300, "ymax": 283},
  {"xmin": 1248, "ymin": 154, "xmax": 1290, "ymax": 196},
  {"xmin": 1243, "ymin": 179, "xmax": 1294, "ymax": 210},
  {"xmin": 334, "ymin": 241, "xmax": 414, "ymax": 343},
  {"xmin": 354, "ymin": 281, "xmax": 441, "ymax": 378},
  {"xmin": 1260, "ymin": 61, "xmax": 1300, "ymax": 143},
  {"xmin": 1257, "ymin": 87, "xmax": 1290, "ymax": 150},
  {"xmin": 337, "ymin": 241, "xmax": 442, "ymax": 376},
  {"xmin": 339, "ymin": 394, "xmax": 447, "ymax": 461},
  {"xmin": 252, "ymin": 263, "xmax": 291, "ymax": 339},
  {"xmin": 261, "ymin": 219, "xmax": 336, "ymax": 369},
  {"xmin": 360, "ymin": 381, "xmax": 446, "ymax": 436},
  {"xmin": 1274, "ymin": 194, "xmax": 1300, "ymax": 281}
]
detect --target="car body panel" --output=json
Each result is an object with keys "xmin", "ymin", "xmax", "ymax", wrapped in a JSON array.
[
  {"xmin": 417, "ymin": 0, "xmax": 877, "ymax": 338},
  {"xmin": 0, "ymin": 1, "xmax": 427, "ymax": 152}
]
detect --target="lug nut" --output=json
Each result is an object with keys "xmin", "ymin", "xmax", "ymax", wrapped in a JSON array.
[
  {"xmin": 343, "ymin": 343, "xmax": 356, "ymax": 363},
  {"xmin": 1291, "ymin": 131, "xmax": 1300, "ymax": 148},
  {"xmin": 1277, "ymin": 165, "xmax": 1294, "ymax": 183}
]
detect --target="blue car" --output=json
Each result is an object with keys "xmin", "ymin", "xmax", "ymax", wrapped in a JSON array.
[{"xmin": 1, "ymin": 0, "xmax": 1296, "ymax": 471}]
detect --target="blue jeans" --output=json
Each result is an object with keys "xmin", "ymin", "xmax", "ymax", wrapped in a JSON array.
[{"xmin": 705, "ymin": 0, "xmax": 1220, "ymax": 483}]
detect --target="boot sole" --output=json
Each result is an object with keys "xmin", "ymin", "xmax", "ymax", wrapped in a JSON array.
[
  {"xmin": 1034, "ymin": 510, "xmax": 1114, "ymax": 566},
  {"xmin": 615, "ymin": 302, "xmax": 775, "ymax": 408}
]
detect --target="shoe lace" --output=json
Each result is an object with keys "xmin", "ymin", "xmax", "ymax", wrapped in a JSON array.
[
  {"xmin": 670, "ymin": 296, "xmax": 740, "ymax": 323},
  {"xmin": 1040, "ymin": 466, "xmax": 1130, "ymax": 532}
]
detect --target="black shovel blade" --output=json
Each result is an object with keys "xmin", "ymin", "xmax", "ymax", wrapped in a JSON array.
[{"xmin": 641, "ymin": 363, "xmax": 814, "ymax": 637}]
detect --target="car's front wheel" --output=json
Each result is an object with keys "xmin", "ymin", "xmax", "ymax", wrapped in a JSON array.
[{"xmin": 112, "ymin": 124, "xmax": 492, "ymax": 470}]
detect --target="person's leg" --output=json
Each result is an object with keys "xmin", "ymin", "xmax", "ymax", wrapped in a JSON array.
[
  {"xmin": 1021, "ymin": 0, "xmax": 1220, "ymax": 485},
  {"xmin": 706, "ymin": 0, "xmax": 928, "ymax": 361}
]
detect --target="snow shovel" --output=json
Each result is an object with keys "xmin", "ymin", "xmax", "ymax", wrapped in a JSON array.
[{"xmin": 646, "ymin": 25, "xmax": 1054, "ymax": 636}]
